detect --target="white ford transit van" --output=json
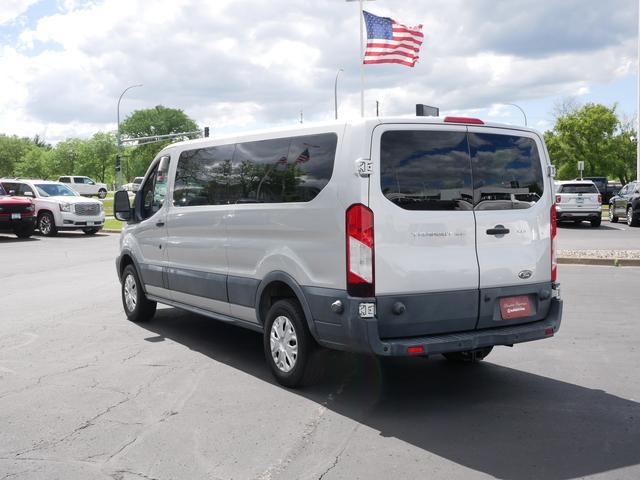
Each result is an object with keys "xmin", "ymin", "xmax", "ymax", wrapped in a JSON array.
[{"xmin": 114, "ymin": 116, "xmax": 563, "ymax": 387}]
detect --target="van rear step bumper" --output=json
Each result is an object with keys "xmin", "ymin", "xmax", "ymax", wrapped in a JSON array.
[{"xmin": 366, "ymin": 299, "xmax": 562, "ymax": 356}]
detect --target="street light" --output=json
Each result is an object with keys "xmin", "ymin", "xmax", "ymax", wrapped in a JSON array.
[
  {"xmin": 506, "ymin": 103, "xmax": 527, "ymax": 126},
  {"xmin": 116, "ymin": 84, "xmax": 143, "ymax": 188},
  {"xmin": 334, "ymin": 68, "xmax": 343, "ymax": 120}
]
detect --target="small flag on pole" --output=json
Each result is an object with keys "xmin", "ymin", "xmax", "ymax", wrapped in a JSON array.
[
  {"xmin": 294, "ymin": 148, "xmax": 310, "ymax": 164},
  {"xmin": 363, "ymin": 11, "xmax": 423, "ymax": 67}
]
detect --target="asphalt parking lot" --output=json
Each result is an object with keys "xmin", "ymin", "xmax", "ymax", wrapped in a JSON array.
[
  {"xmin": 1, "ymin": 232, "xmax": 639, "ymax": 480},
  {"xmin": 557, "ymin": 218, "xmax": 640, "ymax": 250}
]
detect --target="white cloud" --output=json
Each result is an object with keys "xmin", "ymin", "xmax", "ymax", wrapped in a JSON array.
[
  {"xmin": 0, "ymin": 0, "xmax": 40, "ymax": 26},
  {"xmin": 0, "ymin": 0, "xmax": 636, "ymax": 142}
]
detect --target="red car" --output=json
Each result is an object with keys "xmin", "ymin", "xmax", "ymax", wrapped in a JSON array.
[{"xmin": 0, "ymin": 183, "xmax": 36, "ymax": 238}]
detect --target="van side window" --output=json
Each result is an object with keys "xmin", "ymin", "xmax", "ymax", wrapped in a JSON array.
[
  {"xmin": 173, "ymin": 144, "xmax": 236, "ymax": 206},
  {"xmin": 231, "ymin": 138, "xmax": 291, "ymax": 203},
  {"xmin": 469, "ymin": 133, "xmax": 543, "ymax": 210},
  {"xmin": 140, "ymin": 162, "xmax": 167, "ymax": 219},
  {"xmin": 173, "ymin": 133, "xmax": 337, "ymax": 206},
  {"xmin": 380, "ymin": 130, "xmax": 473, "ymax": 211}
]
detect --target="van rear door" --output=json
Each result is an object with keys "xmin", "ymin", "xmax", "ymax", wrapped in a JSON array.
[
  {"xmin": 468, "ymin": 127, "xmax": 553, "ymax": 330},
  {"xmin": 369, "ymin": 124, "xmax": 479, "ymax": 338}
]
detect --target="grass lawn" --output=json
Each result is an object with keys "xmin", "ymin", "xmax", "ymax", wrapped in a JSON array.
[{"xmin": 103, "ymin": 218, "xmax": 122, "ymax": 231}]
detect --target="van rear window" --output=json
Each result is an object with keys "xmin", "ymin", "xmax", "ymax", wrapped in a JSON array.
[
  {"xmin": 380, "ymin": 130, "xmax": 544, "ymax": 211},
  {"xmin": 380, "ymin": 130, "xmax": 473, "ymax": 211},
  {"xmin": 558, "ymin": 184, "xmax": 598, "ymax": 194}
]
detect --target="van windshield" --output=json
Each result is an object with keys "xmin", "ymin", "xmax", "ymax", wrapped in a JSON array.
[{"xmin": 380, "ymin": 130, "xmax": 544, "ymax": 211}]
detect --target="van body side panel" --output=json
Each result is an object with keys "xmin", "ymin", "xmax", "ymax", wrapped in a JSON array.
[{"xmin": 164, "ymin": 205, "xmax": 231, "ymax": 315}]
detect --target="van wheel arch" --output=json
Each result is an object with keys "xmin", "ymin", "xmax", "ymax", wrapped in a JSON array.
[{"xmin": 255, "ymin": 272, "xmax": 318, "ymax": 339}]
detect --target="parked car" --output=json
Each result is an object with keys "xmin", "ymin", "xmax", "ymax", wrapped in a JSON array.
[
  {"xmin": 121, "ymin": 177, "xmax": 144, "ymax": 192},
  {"xmin": 555, "ymin": 180, "xmax": 602, "ymax": 227},
  {"xmin": 58, "ymin": 176, "xmax": 108, "ymax": 198},
  {"xmin": 609, "ymin": 180, "xmax": 640, "ymax": 226},
  {"xmin": 113, "ymin": 116, "xmax": 562, "ymax": 387},
  {"xmin": 0, "ymin": 183, "xmax": 36, "ymax": 238},
  {"xmin": 0, "ymin": 179, "xmax": 105, "ymax": 236}
]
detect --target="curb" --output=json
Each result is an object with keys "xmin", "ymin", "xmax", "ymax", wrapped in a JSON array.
[
  {"xmin": 102, "ymin": 229, "xmax": 121, "ymax": 234},
  {"xmin": 558, "ymin": 257, "xmax": 640, "ymax": 267}
]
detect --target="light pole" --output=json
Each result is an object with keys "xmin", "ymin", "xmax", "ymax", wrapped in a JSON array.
[
  {"xmin": 637, "ymin": 0, "xmax": 640, "ymax": 180},
  {"xmin": 116, "ymin": 84, "xmax": 143, "ymax": 188},
  {"xmin": 506, "ymin": 103, "xmax": 527, "ymax": 126},
  {"xmin": 334, "ymin": 68, "xmax": 343, "ymax": 120}
]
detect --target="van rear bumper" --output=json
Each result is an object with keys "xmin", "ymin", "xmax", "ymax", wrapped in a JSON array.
[
  {"xmin": 366, "ymin": 298, "xmax": 562, "ymax": 356},
  {"xmin": 305, "ymin": 286, "xmax": 562, "ymax": 356}
]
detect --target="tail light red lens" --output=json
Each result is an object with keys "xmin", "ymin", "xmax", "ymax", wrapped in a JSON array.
[
  {"xmin": 346, "ymin": 204, "xmax": 375, "ymax": 297},
  {"xmin": 555, "ymin": 195, "xmax": 561, "ymax": 203},
  {"xmin": 550, "ymin": 203, "xmax": 557, "ymax": 282}
]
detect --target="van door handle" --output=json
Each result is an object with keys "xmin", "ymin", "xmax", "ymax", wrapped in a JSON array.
[
  {"xmin": 486, "ymin": 226, "xmax": 510, "ymax": 236},
  {"xmin": 156, "ymin": 221, "xmax": 165, "ymax": 227}
]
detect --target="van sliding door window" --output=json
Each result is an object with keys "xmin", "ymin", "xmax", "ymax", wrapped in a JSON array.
[
  {"xmin": 380, "ymin": 130, "xmax": 473, "ymax": 211},
  {"xmin": 173, "ymin": 145, "xmax": 236, "ymax": 206},
  {"xmin": 468, "ymin": 133, "xmax": 544, "ymax": 210}
]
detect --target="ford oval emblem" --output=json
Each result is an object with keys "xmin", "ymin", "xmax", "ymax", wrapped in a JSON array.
[{"xmin": 518, "ymin": 270, "xmax": 533, "ymax": 280}]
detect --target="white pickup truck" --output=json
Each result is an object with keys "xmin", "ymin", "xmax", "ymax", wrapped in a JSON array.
[
  {"xmin": 555, "ymin": 180, "xmax": 602, "ymax": 227},
  {"xmin": 58, "ymin": 176, "xmax": 108, "ymax": 198}
]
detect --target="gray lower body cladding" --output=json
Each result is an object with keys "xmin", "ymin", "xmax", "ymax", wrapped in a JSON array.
[{"xmin": 303, "ymin": 284, "xmax": 562, "ymax": 356}]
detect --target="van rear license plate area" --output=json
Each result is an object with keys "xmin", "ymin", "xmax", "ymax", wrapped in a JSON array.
[{"xmin": 499, "ymin": 296, "xmax": 532, "ymax": 320}]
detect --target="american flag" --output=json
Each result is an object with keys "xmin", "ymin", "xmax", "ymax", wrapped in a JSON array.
[
  {"xmin": 363, "ymin": 11, "xmax": 423, "ymax": 67},
  {"xmin": 294, "ymin": 148, "xmax": 310, "ymax": 164}
]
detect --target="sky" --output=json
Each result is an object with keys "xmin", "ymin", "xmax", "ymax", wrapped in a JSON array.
[{"xmin": 0, "ymin": 0, "xmax": 638, "ymax": 144}]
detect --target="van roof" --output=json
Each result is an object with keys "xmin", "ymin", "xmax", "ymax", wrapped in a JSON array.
[{"xmin": 168, "ymin": 116, "xmax": 541, "ymax": 150}]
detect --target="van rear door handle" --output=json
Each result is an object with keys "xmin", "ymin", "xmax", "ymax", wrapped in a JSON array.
[
  {"xmin": 156, "ymin": 221, "xmax": 165, "ymax": 227},
  {"xmin": 486, "ymin": 226, "xmax": 510, "ymax": 236}
]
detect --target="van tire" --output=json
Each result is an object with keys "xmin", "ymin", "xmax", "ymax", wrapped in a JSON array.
[
  {"xmin": 443, "ymin": 347, "xmax": 493, "ymax": 363},
  {"xmin": 121, "ymin": 264, "xmax": 156, "ymax": 323},
  {"xmin": 263, "ymin": 298, "xmax": 321, "ymax": 388}
]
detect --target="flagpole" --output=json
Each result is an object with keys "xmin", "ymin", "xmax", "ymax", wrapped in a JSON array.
[{"xmin": 359, "ymin": 0, "xmax": 364, "ymax": 117}]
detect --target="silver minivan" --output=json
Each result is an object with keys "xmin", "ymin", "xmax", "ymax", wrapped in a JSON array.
[{"xmin": 114, "ymin": 116, "xmax": 563, "ymax": 387}]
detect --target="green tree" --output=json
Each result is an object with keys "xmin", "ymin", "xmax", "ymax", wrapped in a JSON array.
[
  {"xmin": 0, "ymin": 135, "xmax": 35, "ymax": 177},
  {"xmin": 120, "ymin": 105, "xmax": 199, "ymax": 179},
  {"xmin": 14, "ymin": 148, "xmax": 54, "ymax": 179},
  {"xmin": 545, "ymin": 103, "xmax": 635, "ymax": 183}
]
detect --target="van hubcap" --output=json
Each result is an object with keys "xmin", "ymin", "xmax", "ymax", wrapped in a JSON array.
[
  {"xmin": 270, "ymin": 316, "xmax": 298, "ymax": 373},
  {"xmin": 123, "ymin": 274, "xmax": 137, "ymax": 312}
]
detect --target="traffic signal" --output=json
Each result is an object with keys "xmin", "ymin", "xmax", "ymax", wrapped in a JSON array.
[
  {"xmin": 204, "ymin": 126, "xmax": 210, "ymax": 138},
  {"xmin": 115, "ymin": 155, "xmax": 122, "ymax": 172}
]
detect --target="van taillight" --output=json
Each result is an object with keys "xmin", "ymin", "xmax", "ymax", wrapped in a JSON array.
[
  {"xmin": 551, "ymin": 203, "xmax": 557, "ymax": 282},
  {"xmin": 346, "ymin": 204, "xmax": 375, "ymax": 297}
]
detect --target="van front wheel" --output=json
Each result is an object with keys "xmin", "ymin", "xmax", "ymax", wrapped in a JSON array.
[
  {"xmin": 121, "ymin": 264, "xmax": 156, "ymax": 323},
  {"xmin": 443, "ymin": 347, "xmax": 493, "ymax": 363},
  {"xmin": 264, "ymin": 299, "xmax": 320, "ymax": 388}
]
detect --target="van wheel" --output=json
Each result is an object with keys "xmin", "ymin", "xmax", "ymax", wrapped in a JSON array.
[
  {"xmin": 590, "ymin": 218, "xmax": 601, "ymax": 228},
  {"xmin": 609, "ymin": 205, "xmax": 618, "ymax": 223},
  {"xmin": 121, "ymin": 264, "xmax": 156, "ymax": 322},
  {"xmin": 38, "ymin": 212, "xmax": 57, "ymax": 236},
  {"xmin": 443, "ymin": 347, "xmax": 493, "ymax": 363},
  {"xmin": 264, "ymin": 299, "xmax": 321, "ymax": 388}
]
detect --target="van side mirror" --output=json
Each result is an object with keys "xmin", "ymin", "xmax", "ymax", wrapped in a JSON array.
[{"xmin": 114, "ymin": 190, "xmax": 132, "ymax": 221}]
